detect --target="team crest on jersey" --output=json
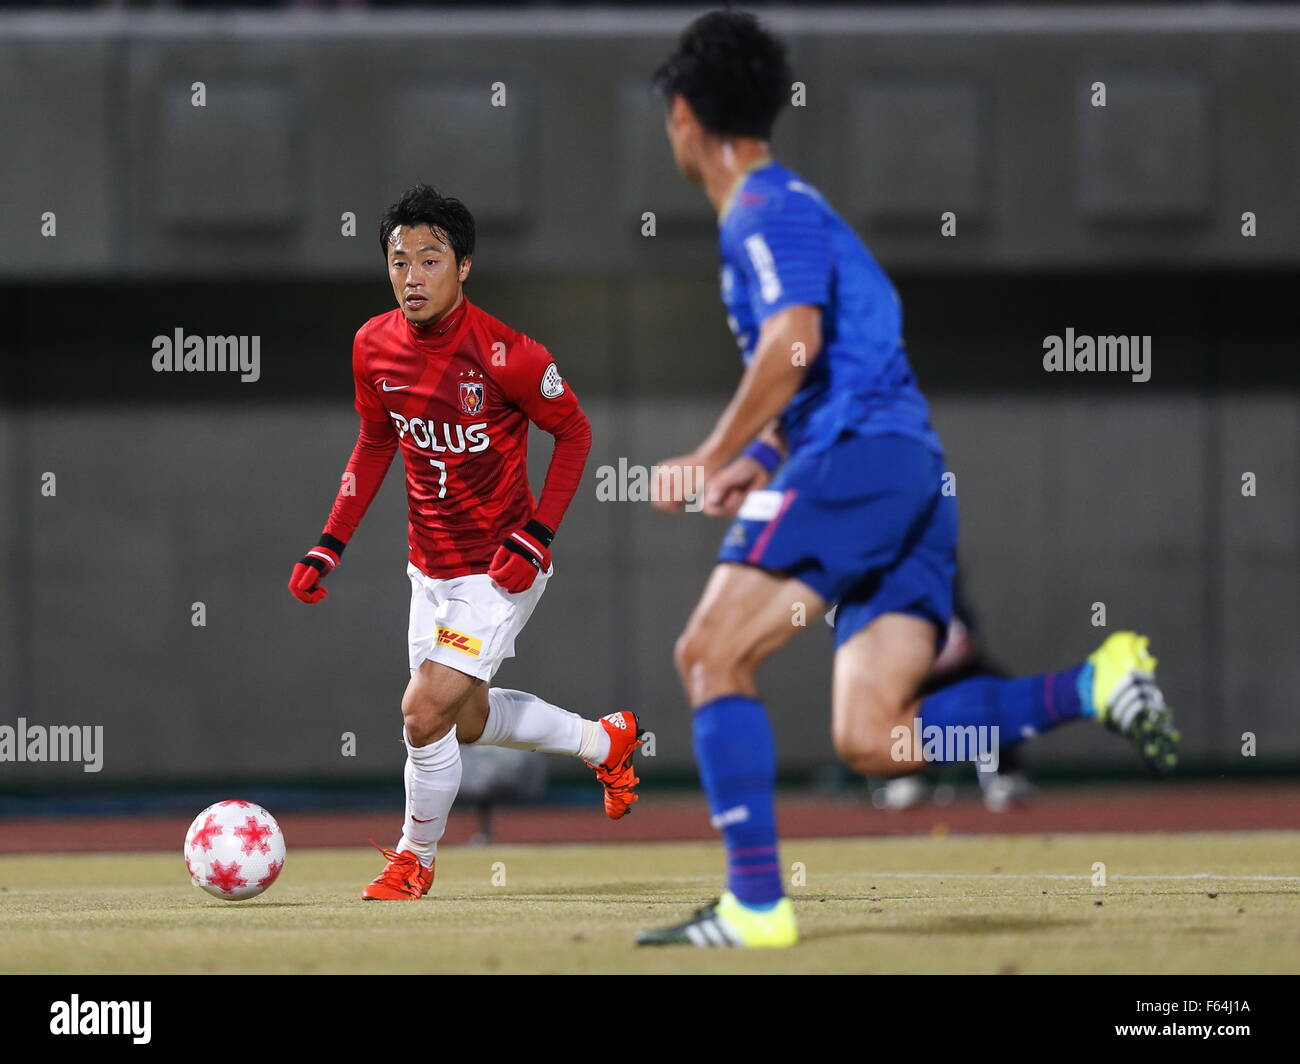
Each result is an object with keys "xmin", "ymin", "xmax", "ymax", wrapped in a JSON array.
[
  {"xmin": 540, "ymin": 363, "xmax": 565, "ymax": 399},
  {"xmin": 458, "ymin": 381, "xmax": 485, "ymax": 415}
]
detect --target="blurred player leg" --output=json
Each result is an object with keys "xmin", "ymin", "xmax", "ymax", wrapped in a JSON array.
[
  {"xmin": 637, "ymin": 563, "xmax": 814, "ymax": 947},
  {"xmin": 871, "ymin": 603, "xmax": 1032, "ymax": 812},
  {"xmin": 836, "ymin": 616, "xmax": 1177, "ymax": 781},
  {"xmin": 830, "ymin": 498, "xmax": 1177, "ymax": 782},
  {"xmin": 913, "ymin": 632, "xmax": 1177, "ymax": 775},
  {"xmin": 927, "ymin": 608, "xmax": 1034, "ymax": 810},
  {"xmin": 872, "ymin": 612, "xmax": 979, "ymax": 810},
  {"xmin": 831, "ymin": 613, "xmax": 942, "ymax": 776}
]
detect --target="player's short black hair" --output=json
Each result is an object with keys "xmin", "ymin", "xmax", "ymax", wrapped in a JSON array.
[
  {"xmin": 652, "ymin": 9, "xmax": 791, "ymax": 139},
  {"xmin": 378, "ymin": 184, "xmax": 475, "ymax": 263}
]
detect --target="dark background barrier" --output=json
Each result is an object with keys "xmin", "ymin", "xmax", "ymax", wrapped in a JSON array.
[{"xmin": 2, "ymin": 7, "xmax": 1298, "ymax": 788}]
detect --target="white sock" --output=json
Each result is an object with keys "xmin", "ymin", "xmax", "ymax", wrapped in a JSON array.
[
  {"xmin": 474, "ymin": 688, "xmax": 611, "ymax": 765},
  {"xmin": 397, "ymin": 727, "xmax": 462, "ymax": 867}
]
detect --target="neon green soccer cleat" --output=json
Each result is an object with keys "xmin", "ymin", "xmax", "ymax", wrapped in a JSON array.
[
  {"xmin": 1082, "ymin": 631, "xmax": 1179, "ymax": 775},
  {"xmin": 636, "ymin": 892, "xmax": 798, "ymax": 948}
]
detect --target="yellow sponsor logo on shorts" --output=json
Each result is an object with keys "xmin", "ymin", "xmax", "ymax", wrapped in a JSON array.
[{"xmin": 436, "ymin": 627, "xmax": 482, "ymax": 658}]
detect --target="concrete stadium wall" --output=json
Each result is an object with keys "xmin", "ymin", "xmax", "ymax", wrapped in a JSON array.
[
  {"xmin": 2, "ymin": 8, "xmax": 1299, "ymax": 786},
  {"xmin": 3, "ymin": 7, "xmax": 1300, "ymax": 279},
  {"xmin": 3, "ymin": 386, "xmax": 1296, "ymax": 783}
]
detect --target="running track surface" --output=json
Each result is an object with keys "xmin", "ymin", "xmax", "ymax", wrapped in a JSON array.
[{"xmin": 1, "ymin": 781, "xmax": 1298, "ymax": 854}]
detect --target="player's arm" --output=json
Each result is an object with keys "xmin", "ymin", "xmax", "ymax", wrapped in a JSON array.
[
  {"xmin": 288, "ymin": 329, "xmax": 400, "ymax": 604},
  {"xmin": 654, "ymin": 304, "xmax": 821, "ymax": 514},
  {"xmin": 486, "ymin": 338, "xmax": 593, "ymax": 592},
  {"xmin": 655, "ymin": 193, "xmax": 831, "ymax": 514}
]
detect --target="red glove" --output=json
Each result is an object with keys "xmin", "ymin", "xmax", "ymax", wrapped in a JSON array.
[
  {"xmin": 488, "ymin": 520, "xmax": 553, "ymax": 593},
  {"xmin": 288, "ymin": 534, "xmax": 346, "ymax": 604}
]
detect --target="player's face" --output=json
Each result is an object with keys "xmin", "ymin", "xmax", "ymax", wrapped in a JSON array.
[
  {"xmin": 664, "ymin": 94, "xmax": 704, "ymax": 185},
  {"xmin": 386, "ymin": 224, "xmax": 471, "ymax": 326}
]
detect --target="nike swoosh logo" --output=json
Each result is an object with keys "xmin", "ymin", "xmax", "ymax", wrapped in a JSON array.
[
  {"xmin": 411, "ymin": 816, "xmax": 439, "ymax": 823},
  {"xmin": 380, "ymin": 378, "xmax": 411, "ymax": 392}
]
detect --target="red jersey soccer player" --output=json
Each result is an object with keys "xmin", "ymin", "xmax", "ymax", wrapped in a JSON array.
[{"xmin": 289, "ymin": 185, "xmax": 645, "ymax": 900}]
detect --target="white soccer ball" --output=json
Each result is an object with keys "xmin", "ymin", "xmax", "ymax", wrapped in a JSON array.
[{"xmin": 183, "ymin": 800, "xmax": 286, "ymax": 901}]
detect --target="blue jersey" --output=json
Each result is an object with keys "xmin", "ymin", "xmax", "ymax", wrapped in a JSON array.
[{"xmin": 718, "ymin": 160, "xmax": 941, "ymax": 458}]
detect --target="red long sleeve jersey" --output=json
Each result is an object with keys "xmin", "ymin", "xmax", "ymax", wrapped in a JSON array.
[{"xmin": 322, "ymin": 297, "xmax": 592, "ymax": 579}]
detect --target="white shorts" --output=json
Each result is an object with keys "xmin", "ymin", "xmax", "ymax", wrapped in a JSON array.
[{"xmin": 406, "ymin": 562, "xmax": 551, "ymax": 682}]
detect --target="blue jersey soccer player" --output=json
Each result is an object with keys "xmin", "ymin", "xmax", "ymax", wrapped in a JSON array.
[{"xmin": 637, "ymin": 10, "xmax": 1180, "ymax": 949}]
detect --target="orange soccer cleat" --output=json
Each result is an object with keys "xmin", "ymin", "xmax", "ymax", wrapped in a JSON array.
[
  {"xmin": 360, "ymin": 842, "xmax": 435, "ymax": 900},
  {"xmin": 589, "ymin": 711, "xmax": 647, "ymax": 820}
]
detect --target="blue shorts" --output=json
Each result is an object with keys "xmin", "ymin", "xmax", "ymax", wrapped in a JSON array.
[{"xmin": 717, "ymin": 432, "xmax": 958, "ymax": 648}]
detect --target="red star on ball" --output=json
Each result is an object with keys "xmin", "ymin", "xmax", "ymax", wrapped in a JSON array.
[
  {"xmin": 206, "ymin": 860, "xmax": 247, "ymax": 895},
  {"xmin": 233, "ymin": 816, "xmax": 273, "ymax": 856},
  {"xmin": 257, "ymin": 859, "xmax": 284, "ymax": 890},
  {"xmin": 190, "ymin": 814, "xmax": 222, "ymax": 852}
]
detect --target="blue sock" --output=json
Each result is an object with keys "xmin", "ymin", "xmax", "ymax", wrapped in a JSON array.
[
  {"xmin": 919, "ymin": 665, "xmax": 1087, "ymax": 760},
  {"xmin": 693, "ymin": 694, "xmax": 783, "ymax": 908}
]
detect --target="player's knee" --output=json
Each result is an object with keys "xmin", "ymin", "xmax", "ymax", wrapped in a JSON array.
[
  {"xmin": 673, "ymin": 627, "xmax": 706, "ymax": 685},
  {"xmin": 832, "ymin": 707, "xmax": 915, "ymax": 777},
  {"xmin": 831, "ymin": 724, "xmax": 871, "ymax": 772},
  {"xmin": 674, "ymin": 627, "xmax": 747, "ymax": 700},
  {"xmin": 833, "ymin": 727, "xmax": 898, "ymax": 776},
  {"xmin": 402, "ymin": 688, "xmax": 457, "ymax": 747}
]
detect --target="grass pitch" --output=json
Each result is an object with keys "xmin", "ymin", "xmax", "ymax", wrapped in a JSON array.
[{"xmin": 1, "ymin": 831, "xmax": 1297, "ymax": 974}]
